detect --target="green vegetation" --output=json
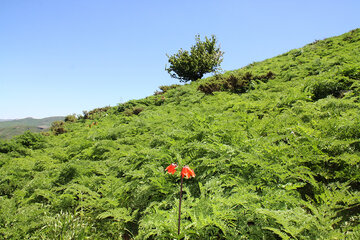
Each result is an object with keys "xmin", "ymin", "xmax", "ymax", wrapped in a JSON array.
[
  {"xmin": 166, "ymin": 35, "xmax": 224, "ymax": 82},
  {"xmin": 0, "ymin": 117, "xmax": 64, "ymax": 140},
  {"xmin": 0, "ymin": 29, "xmax": 360, "ymax": 239}
]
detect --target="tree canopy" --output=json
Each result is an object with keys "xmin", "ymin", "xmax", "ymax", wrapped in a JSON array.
[{"xmin": 166, "ymin": 35, "xmax": 224, "ymax": 82}]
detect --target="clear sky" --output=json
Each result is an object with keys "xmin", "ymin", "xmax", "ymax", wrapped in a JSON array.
[{"xmin": 1, "ymin": 0, "xmax": 359, "ymax": 119}]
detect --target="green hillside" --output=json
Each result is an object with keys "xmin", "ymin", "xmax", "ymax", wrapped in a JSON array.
[
  {"xmin": 0, "ymin": 29, "xmax": 359, "ymax": 239},
  {"xmin": 0, "ymin": 117, "xmax": 65, "ymax": 140}
]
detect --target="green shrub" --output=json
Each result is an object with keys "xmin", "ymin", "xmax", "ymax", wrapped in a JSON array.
[
  {"xmin": 198, "ymin": 74, "xmax": 249, "ymax": 95},
  {"xmin": 342, "ymin": 66, "xmax": 360, "ymax": 80},
  {"xmin": 198, "ymin": 71, "xmax": 275, "ymax": 94},
  {"xmin": 306, "ymin": 76, "xmax": 351, "ymax": 100},
  {"xmin": 166, "ymin": 35, "xmax": 224, "ymax": 82},
  {"xmin": 50, "ymin": 121, "xmax": 67, "ymax": 135},
  {"xmin": 154, "ymin": 95, "xmax": 166, "ymax": 106},
  {"xmin": 14, "ymin": 131, "xmax": 46, "ymax": 150},
  {"xmin": 154, "ymin": 84, "xmax": 181, "ymax": 95},
  {"xmin": 342, "ymin": 28, "xmax": 360, "ymax": 42},
  {"xmin": 124, "ymin": 107, "xmax": 144, "ymax": 116},
  {"xmin": 55, "ymin": 164, "xmax": 78, "ymax": 185},
  {"xmin": 81, "ymin": 106, "xmax": 111, "ymax": 120},
  {"xmin": 0, "ymin": 141, "xmax": 14, "ymax": 154},
  {"xmin": 65, "ymin": 114, "xmax": 77, "ymax": 122}
]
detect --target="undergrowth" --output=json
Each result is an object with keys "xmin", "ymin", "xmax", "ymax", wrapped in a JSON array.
[{"xmin": 0, "ymin": 29, "xmax": 359, "ymax": 239}]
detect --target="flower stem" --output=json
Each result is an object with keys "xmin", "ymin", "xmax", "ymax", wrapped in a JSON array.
[{"xmin": 178, "ymin": 175, "xmax": 184, "ymax": 235}]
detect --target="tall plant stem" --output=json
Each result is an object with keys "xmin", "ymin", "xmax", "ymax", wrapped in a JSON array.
[{"xmin": 178, "ymin": 176, "xmax": 184, "ymax": 235}]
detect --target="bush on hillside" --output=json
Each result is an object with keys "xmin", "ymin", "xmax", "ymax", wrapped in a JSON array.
[
  {"xmin": 154, "ymin": 84, "xmax": 181, "ymax": 95},
  {"xmin": 198, "ymin": 71, "xmax": 275, "ymax": 94},
  {"xmin": 342, "ymin": 28, "xmax": 360, "ymax": 42},
  {"xmin": 305, "ymin": 75, "xmax": 354, "ymax": 100},
  {"xmin": 166, "ymin": 35, "xmax": 224, "ymax": 82},
  {"xmin": 51, "ymin": 121, "xmax": 67, "ymax": 135},
  {"xmin": 154, "ymin": 95, "xmax": 166, "ymax": 106},
  {"xmin": 64, "ymin": 114, "xmax": 77, "ymax": 123},
  {"xmin": 81, "ymin": 106, "xmax": 111, "ymax": 120},
  {"xmin": 0, "ymin": 140, "xmax": 23, "ymax": 154},
  {"xmin": 14, "ymin": 131, "xmax": 46, "ymax": 150},
  {"xmin": 124, "ymin": 107, "xmax": 144, "ymax": 116},
  {"xmin": 0, "ymin": 134, "xmax": 39, "ymax": 156},
  {"xmin": 342, "ymin": 66, "xmax": 360, "ymax": 80}
]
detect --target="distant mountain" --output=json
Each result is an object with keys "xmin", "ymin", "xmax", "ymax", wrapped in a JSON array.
[
  {"xmin": 0, "ymin": 119, "xmax": 14, "ymax": 122},
  {"xmin": 0, "ymin": 116, "xmax": 64, "ymax": 139}
]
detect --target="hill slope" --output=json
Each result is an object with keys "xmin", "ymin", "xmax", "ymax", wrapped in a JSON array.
[
  {"xmin": 0, "ymin": 29, "xmax": 359, "ymax": 239},
  {"xmin": 0, "ymin": 116, "xmax": 65, "ymax": 139}
]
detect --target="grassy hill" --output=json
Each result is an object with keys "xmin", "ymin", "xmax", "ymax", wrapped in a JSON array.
[
  {"xmin": 0, "ymin": 29, "xmax": 359, "ymax": 239},
  {"xmin": 0, "ymin": 117, "xmax": 65, "ymax": 140}
]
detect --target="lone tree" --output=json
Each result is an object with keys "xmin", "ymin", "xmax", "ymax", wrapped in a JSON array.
[{"xmin": 165, "ymin": 35, "xmax": 224, "ymax": 82}]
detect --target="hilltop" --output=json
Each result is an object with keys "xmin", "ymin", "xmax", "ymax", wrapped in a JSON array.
[
  {"xmin": 0, "ymin": 29, "xmax": 359, "ymax": 239},
  {"xmin": 0, "ymin": 116, "xmax": 65, "ymax": 140}
]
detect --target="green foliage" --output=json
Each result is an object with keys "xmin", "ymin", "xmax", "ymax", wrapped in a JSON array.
[
  {"xmin": 0, "ymin": 131, "xmax": 46, "ymax": 157},
  {"xmin": 166, "ymin": 35, "xmax": 224, "ymax": 82},
  {"xmin": 304, "ymin": 71, "xmax": 355, "ymax": 100},
  {"xmin": 14, "ymin": 131, "xmax": 46, "ymax": 150},
  {"xmin": 154, "ymin": 84, "xmax": 181, "ymax": 95},
  {"xmin": 65, "ymin": 114, "xmax": 77, "ymax": 122},
  {"xmin": 55, "ymin": 164, "xmax": 78, "ymax": 185},
  {"xmin": 35, "ymin": 211, "xmax": 94, "ymax": 239},
  {"xmin": 81, "ymin": 106, "xmax": 111, "ymax": 120},
  {"xmin": 50, "ymin": 120, "xmax": 67, "ymax": 135},
  {"xmin": 0, "ymin": 29, "xmax": 360, "ymax": 239},
  {"xmin": 124, "ymin": 107, "xmax": 144, "ymax": 116},
  {"xmin": 198, "ymin": 71, "xmax": 275, "ymax": 94}
]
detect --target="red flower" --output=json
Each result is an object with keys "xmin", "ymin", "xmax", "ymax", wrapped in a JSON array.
[
  {"xmin": 181, "ymin": 166, "xmax": 195, "ymax": 179},
  {"xmin": 165, "ymin": 163, "xmax": 178, "ymax": 174}
]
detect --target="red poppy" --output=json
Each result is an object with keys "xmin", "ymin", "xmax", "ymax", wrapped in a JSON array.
[
  {"xmin": 165, "ymin": 163, "xmax": 178, "ymax": 174},
  {"xmin": 181, "ymin": 166, "xmax": 195, "ymax": 179}
]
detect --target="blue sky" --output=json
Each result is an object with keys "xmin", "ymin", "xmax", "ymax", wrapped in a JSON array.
[{"xmin": 0, "ymin": 0, "xmax": 359, "ymax": 119}]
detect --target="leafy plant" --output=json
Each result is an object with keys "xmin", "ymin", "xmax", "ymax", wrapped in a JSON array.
[
  {"xmin": 50, "ymin": 120, "xmax": 67, "ymax": 135},
  {"xmin": 154, "ymin": 84, "xmax": 181, "ymax": 95},
  {"xmin": 65, "ymin": 114, "xmax": 77, "ymax": 122},
  {"xmin": 198, "ymin": 71, "xmax": 275, "ymax": 94},
  {"xmin": 166, "ymin": 35, "xmax": 224, "ymax": 82}
]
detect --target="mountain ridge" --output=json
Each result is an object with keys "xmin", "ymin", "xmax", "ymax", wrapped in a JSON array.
[{"xmin": 0, "ymin": 116, "xmax": 64, "ymax": 139}]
